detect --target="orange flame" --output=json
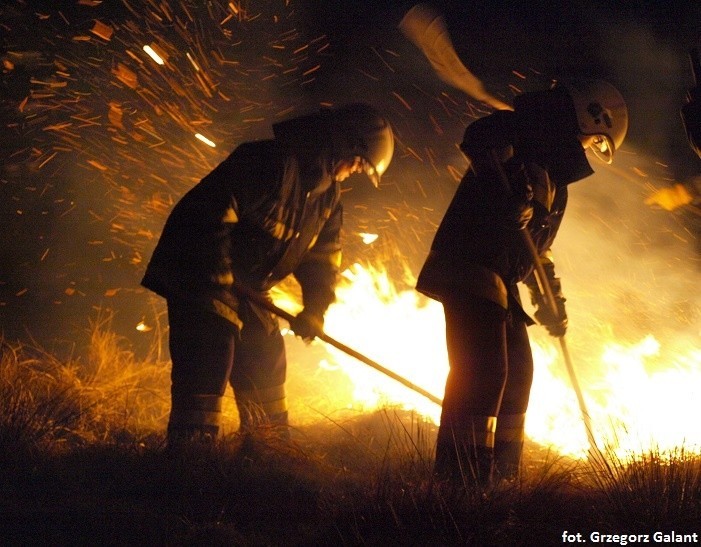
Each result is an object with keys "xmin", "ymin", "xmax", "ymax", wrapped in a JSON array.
[{"xmin": 280, "ymin": 262, "xmax": 701, "ymax": 459}]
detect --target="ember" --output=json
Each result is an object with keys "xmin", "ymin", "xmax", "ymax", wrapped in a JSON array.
[{"xmin": 1, "ymin": 1, "xmax": 699, "ymax": 460}]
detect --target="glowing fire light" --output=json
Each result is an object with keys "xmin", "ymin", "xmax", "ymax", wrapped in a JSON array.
[
  {"xmin": 135, "ymin": 321, "xmax": 152, "ymax": 332},
  {"xmin": 359, "ymin": 233, "xmax": 379, "ymax": 244},
  {"xmin": 195, "ymin": 133, "xmax": 217, "ymax": 147},
  {"xmin": 289, "ymin": 263, "xmax": 701, "ymax": 460},
  {"xmin": 142, "ymin": 45, "xmax": 165, "ymax": 65}
]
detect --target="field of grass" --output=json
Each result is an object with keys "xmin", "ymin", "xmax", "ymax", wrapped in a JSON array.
[{"xmin": 1, "ymin": 318, "xmax": 700, "ymax": 546}]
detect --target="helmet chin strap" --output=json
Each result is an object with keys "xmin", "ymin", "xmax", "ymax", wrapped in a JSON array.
[
  {"xmin": 361, "ymin": 159, "xmax": 380, "ymax": 188},
  {"xmin": 588, "ymin": 135, "xmax": 614, "ymax": 164}
]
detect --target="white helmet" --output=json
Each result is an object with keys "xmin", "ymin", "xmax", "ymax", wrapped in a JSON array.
[
  {"xmin": 561, "ymin": 79, "xmax": 628, "ymax": 163},
  {"xmin": 330, "ymin": 103, "xmax": 394, "ymax": 187}
]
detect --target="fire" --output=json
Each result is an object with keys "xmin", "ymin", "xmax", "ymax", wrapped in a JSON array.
[
  {"xmin": 324, "ymin": 263, "xmax": 447, "ymax": 422},
  {"xmin": 282, "ymin": 262, "xmax": 701, "ymax": 460},
  {"xmin": 359, "ymin": 233, "xmax": 379, "ymax": 245},
  {"xmin": 597, "ymin": 336, "xmax": 701, "ymax": 456}
]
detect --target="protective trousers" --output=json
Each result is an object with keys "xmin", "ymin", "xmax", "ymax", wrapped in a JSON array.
[
  {"xmin": 435, "ymin": 296, "xmax": 533, "ymax": 484},
  {"xmin": 166, "ymin": 297, "xmax": 288, "ymax": 443}
]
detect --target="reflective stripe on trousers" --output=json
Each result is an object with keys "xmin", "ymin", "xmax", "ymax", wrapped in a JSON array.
[{"xmin": 166, "ymin": 297, "xmax": 287, "ymax": 436}]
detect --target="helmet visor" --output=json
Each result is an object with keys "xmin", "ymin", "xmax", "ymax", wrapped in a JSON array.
[
  {"xmin": 360, "ymin": 157, "xmax": 384, "ymax": 187},
  {"xmin": 588, "ymin": 134, "xmax": 614, "ymax": 164}
]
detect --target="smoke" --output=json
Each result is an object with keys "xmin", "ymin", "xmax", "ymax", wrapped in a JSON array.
[
  {"xmin": 1, "ymin": 0, "xmax": 700, "ymax": 366},
  {"xmin": 596, "ymin": 21, "xmax": 699, "ymax": 180},
  {"xmin": 546, "ymin": 149, "xmax": 700, "ymax": 369}
]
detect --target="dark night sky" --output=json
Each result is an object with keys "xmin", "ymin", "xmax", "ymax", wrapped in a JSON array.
[
  {"xmin": 1, "ymin": 0, "xmax": 700, "ymax": 357},
  {"xmin": 301, "ymin": 0, "xmax": 701, "ymax": 174}
]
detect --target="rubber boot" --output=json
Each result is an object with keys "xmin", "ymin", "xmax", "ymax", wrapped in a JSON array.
[
  {"xmin": 435, "ymin": 413, "xmax": 497, "ymax": 486},
  {"xmin": 494, "ymin": 440, "xmax": 523, "ymax": 481},
  {"xmin": 166, "ymin": 394, "xmax": 223, "ymax": 452},
  {"xmin": 434, "ymin": 430, "xmax": 495, "ymax": 486},
  {"xmin": 236, "ymin": 382, "xmax": 289, "ymax": 439},
  {"xmin": 493, "ymin": 413, "xmax": 526, "ymax": 481},
  {"xmin": 268, "ymin": 410, "xmax": 290, "ymax": 441},
  {"xmin": 167, "ymin": 424, "xmax": 218, "ymax": 446},
  {"xmin": 238, "ymin": 404, "xmax": 290, "ymax": 440}
]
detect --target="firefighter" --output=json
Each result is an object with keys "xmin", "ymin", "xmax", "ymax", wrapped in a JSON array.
[
  {"xmin": 645, "ymin": 47, "xmax": 701, "ymax": 213},
  {"xmin": 142, "ymin": 103, "xmax": 394, "ymax": 445},
  {"xmin": 416, "ymin": 80, "xmax": 628, "ymax": 483}
]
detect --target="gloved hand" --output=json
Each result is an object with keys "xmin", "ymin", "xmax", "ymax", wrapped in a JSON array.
[
  {"xmin": 505, "ymin": 194, "xmax": 534, "ymax": 230},
  {"xmin": 500, "ymin": 162, "xmax": 534, "ymax": 230},
  {"xmin": 525, "ymin": 261, "xmax": 567, "ymax": 338},
  {"xmin": 289, "ymin": 308, "xmax": 325, "ymax": 342},
  {"xmin": 534, "ymin": 296, "xmax": 568, "ymax": 338},
  {"xmin": 644, "ymin": 183, "xmax": 693, "ymax": 212}
]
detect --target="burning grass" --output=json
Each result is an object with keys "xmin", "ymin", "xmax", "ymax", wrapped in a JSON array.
[{"xmin": 0, "ymin": 320, "xmax": 700, "ymax": 545}]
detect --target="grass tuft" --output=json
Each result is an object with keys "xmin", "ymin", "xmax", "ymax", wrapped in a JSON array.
[{"xmin": 1, "ymin": 317, "xmax": 700, "ymax": 544}]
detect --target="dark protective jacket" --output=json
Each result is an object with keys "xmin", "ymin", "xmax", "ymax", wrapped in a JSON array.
[
  {"xmin": 416, "ymin": 88, "xmax": 594, "ymax": 314},
  {"xmin": 141, "ymin": 115, "xmax": 343, "ymax": 327}
]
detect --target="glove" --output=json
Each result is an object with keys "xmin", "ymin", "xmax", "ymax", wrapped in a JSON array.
[
  {"xmin": 495, "ymin": 193, "xmax": 533, "ymax": 231},
  {"xmin": 534, "ymin": 296, "xmax": 568, "ymax": 337},
  {"xmin": 500, "ymin": 162, "xmax": 534, "ymax": 230},
  {"xmin": 644, "ymin": 184, "xmax": 693, "ymax": 212},
  {"xmin": 289, "ymin": 308, "xmax": 325, "ymax": 342},
  {"xmin": 525, "ymin": 264, "xmax": 568, "ymax": 337},
  {"xmin": 505, "ymin": 194, "xmax": 534, "ymax": 230}
]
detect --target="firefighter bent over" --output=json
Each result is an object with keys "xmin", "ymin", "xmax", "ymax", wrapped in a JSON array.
[
  {"xmin": 417, "ymin": 81, "xmax": 628, "ymax": 483},
  {"xmin": 142, "ymin": 103, "xmax": 394, "ymax": 445}
]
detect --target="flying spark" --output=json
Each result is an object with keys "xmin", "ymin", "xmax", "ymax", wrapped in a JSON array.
[
  {"xmin": 195, "ymin": 133, "xmax": 216, "ymax": 147},
  {"xmin": 142, "ymin": 45, "xmax": 165, "ymax": 65}
]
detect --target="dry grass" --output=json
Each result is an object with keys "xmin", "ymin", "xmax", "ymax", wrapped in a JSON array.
[
  {"xmin": 585, "ymin": 446, "xmax": 701, "ymax": 531},
  {"xmin": 0, "ymin": 313, "xmax": 170, "ymax": 462},
  {"xmin": 0, "ymin": 318, "xmax": 700, "ymax": 545}
]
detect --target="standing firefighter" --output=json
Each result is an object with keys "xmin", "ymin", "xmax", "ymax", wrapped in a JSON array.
[
  {"xmin": 417, "ymin": 81, "xmax": 628, "ymax": 483},
  {"xmin": 645, "ymin": 47, "xmax": 701, "ymax": 213},
  {"xmin": 142, "ymin": 103, "xmax": 394, "ymax": 444}
]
